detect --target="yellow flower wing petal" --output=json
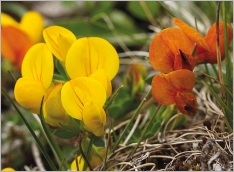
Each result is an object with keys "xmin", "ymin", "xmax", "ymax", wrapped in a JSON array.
[
  {"xmin": 83, "ymin": 97, "xmax": 106, "ymax": 137},
  {"xmin": 43, "ymin": 25, "xmax": 76, "ymax": 62},
  {"xmin": 89, "ymin": 69, "xmax": 112, "ymax": 98},
  {"xmin": 1, "ymin": 13, "xmax": 19, "ymax": 27},
  {"xmin": 20, "ymin": 11, "xmax": 44, "ymax": 43},
  {"xmin": 61, "ymin": 77, "xmax": 106, "ymax": 120},
  {"xmin": 21, "ymin": 43, "xmax": 53, "ymax": 89},
  {"xmin": 173, "ymin": 18, "xmax": 210, "ymax": 51},
  {"xmin": 65, "ymin": 37, "xmax": 119, "ymax": 80},
  {"xmin": 14, "ymin": 78, "xmax": 47, "ymax": 114},
  {"xmin": 70, "ymin": 156, "xmax": 87, "ymax": 171},
  {"xmin": 43, "ymin": 83, "xmax": 71, "ymax": 128}
]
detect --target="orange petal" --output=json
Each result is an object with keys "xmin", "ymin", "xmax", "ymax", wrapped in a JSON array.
[
  {"xmin": 195, "ymin": 22, "xmax": 233, "ymax": 64},
  {"xmin": 174, "ymin": 49, "xmax": 195, "ymax": 71},
  {"xmin": 1, "ymin": 26, "xmax": 33, "ymax": 70},
  {"xmin": 175, "ymin": 90, "xmax": 197, "ymax": 116},
  {"xmin": 151, "ymin": 69, "xmax": 195, "ymax": 105},
  {"xmin": 149, "ymin": 28, "xmax": 195, "ymax": 73},
  {"xmin": 152, "ymin": 73, "xmax": 176, "ymax": 105},
  {"xmin": 173, "ymin": 18, "xmax": 210, "ymax": 51}
]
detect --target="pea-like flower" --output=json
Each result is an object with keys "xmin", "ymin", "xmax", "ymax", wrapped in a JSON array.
[
  {"xmin": 1, "ymin": 11, "xmax": 44, "ymax": 70},
  {"xmin": 171, "ymin": 18, "xmax": 232, "ymax": 64},
  {"xmin": 151, "ymin": 69, "xmax": 197, "ymax": 116},
  {"xmin": 44, "ymin": 26, "xmax": 119, "ymax": 98},
  {"xmin": 61, "ymin": 77, "xmax": 107, "ymax": 136},
  {"xmin": 43, "ymin": 26, "xmax": 76, "ymax": 62},
  {"xmin": 14, "ymin": 43, "xmax": 53, "ymax": 114},
  {"xmin": 43, "ymin": 83, "xmax": 79, "ymax": 131}
]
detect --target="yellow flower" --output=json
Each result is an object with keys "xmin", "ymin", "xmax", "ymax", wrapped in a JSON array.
[
  {"xmin": 65, "ymin": 37, "xmax": 119, "ymax": 98},
  {"xmin": 70, "ymin": 142, "xmax": 109, "ymax": 171},
  {"xmin": 61, "ymin": 77, "xmax": 106, "ymax": 136},
  {"xmin": 1, "ymin": 11, "xmax": 44, "ymax": 70},
  {"xmin": 14, "ymin": 43, "xmax": 53, "ymax": 114},
  {"xmin": 2, "ymin": 167, "xmax": 15, "ymax": 171},
  {"xmin": 43, "ymin": 25, "xmax": 76, "ymax": 62},
  {"xmin": 43, "ymin": 83, "xmax": 79, "ymax": 131}
]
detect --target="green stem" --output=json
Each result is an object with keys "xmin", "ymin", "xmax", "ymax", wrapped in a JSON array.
[
  {"xmin": 83, "ymin": 134, "xmax": 95, "ymax": 171},
  {"xmin": 130, "ymin": 105, "xmax": 161, "ymax": 156},
  {"xmin": 1, "ymin": 89, "xmax": 57, "ymax": 171},
  {"xmin": 79, "ymin": 139, "xmax": 93, "ymax": 171},
  {"xmin": 39, "ymin": 98, "xmax": 69, "ymax": 170},
  {"xmin": 111, "ymin": 88, "xmax": 152, "ymax": 154},
  {"xmin": 222, "ymin": 1, "xmax": 233, "ymax": 123}
]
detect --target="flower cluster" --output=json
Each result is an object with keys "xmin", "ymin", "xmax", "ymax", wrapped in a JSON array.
[
  {"xmin": 14, "ymin": 25, "xmax": 119, "ymax": 137},
  {"xmin": 1, "ymin": 11, "xmax": 44, "ymax": 70},
  {"xmin": 149, "ymin": 18, "xmax": 232, "ymax": 115}
]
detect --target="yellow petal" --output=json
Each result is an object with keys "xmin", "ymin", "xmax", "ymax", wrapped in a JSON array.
[
  {"xmin": 61, "ymin": 77, "xmax": 106, "ymax": 120},
  {"xmin": 1, "ymin": 13, "xmax": 19, "ymax": 27},
  {"xmin": 89, "ymin": 69, "xmax": 112, "ymax": 98},
  {"xmin": 65, "ymin": 37, "xmax": 119, "ymax": 80},
  {"xmin": 21, "ymin": 43, "xmax": 53, "ymax": 89},
  {"xmin": 43, "ymin": 25, "xmax": 76, "ymax": 62},
  {"xmin": 14, "ymin": 78, "xmax": 47, "ymax": 114},
  {"xmin": 20, "ymin": 11, "xmax": 44, "ymax": 43},
  {"xmin": 70, "ymin": 156, "xmax": 87, "ymax": 171},
  {"xmin": 43, "ymin": 83, "xmax": 71, "ymax": 128},
  {"xmin": 83, "ymin": 97, "xmax": 106, "ymax": 136}
]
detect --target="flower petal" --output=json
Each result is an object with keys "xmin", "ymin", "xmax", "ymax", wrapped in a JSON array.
[
  {"xmin": 1, "ymin": 13, "xmax": 19, "ymax": 27},
  {"xmin": 89, "ymin": 68, "xmax": 112, "ymax": 98},
  {"xmin": 165, "ymin": 69, "xmax": 195, "ymax": 91},
  {"xmin": 151, "ymin": 73, "xmax": 177, "ymax": 105},
  {"xmin": 175, "ymin": 90, "xmax": 197, "ymax": 116},
  {"xmin": 149, "ymin": 30, "xmax": 175, "ymax": 73},
  {"xmin": 14, "ymin": 78, "xmax": 47, "ymax": 114},
  {"xmin": 21, "ymin": 43, "xmax": 53, "ymax": 89},
  {"xmin": 1, "ymin": 26, "xmax": 33, "ymax": 70},
  {"xmin": 43, "ymin": 26, "xmax": 76, "ymax": 62},
  {"xmin": 43, "ymin": 83, "xmax": 72, "ymax": 128},
  {"xmin": 20, "ymin": 11, "xmax": 44, "ymax": 43},
  {"xmin": 61, "ymin": 77, "xmax": 106, "ymax": 120},
  {"xmin": 65, "ymin": 37, "xmax": 119, "ymax": 80},
  {"xmin": 151, "ymin": 69, "xmax": 195, "ymax": 105},
  {"xmin": 149, "ymin": 28, "xmax": 195, "ymax": 73},
  {"xmin": 83, "ymin": 97, "xmax": 106, "ymax": 136},
  {"xmin": 195, "ymin": 22, "xmax": 233, "ymax": 64},
  {"xmin": 173, "ymin": 18, "xmax": 210, "ymax": 51}
]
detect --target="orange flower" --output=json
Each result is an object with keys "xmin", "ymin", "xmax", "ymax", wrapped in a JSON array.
[
  {"xmin": 149, "ymin": 18, "xmax": 210, "ymax": 73},
  {"xmin": 1, "ymin": 11, "xmax": 44, "ymax": 70},
  {"xmin": 194, "ymin": 22, "xmax": 233, "ymax": 64},
  {"xmin": 151, "ymin": 69, "xmax": 197, "ymax": 116}
]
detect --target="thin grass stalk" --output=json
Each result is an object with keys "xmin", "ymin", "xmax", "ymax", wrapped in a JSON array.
[
  {"xmin": 1, "ymin": 89, "xmax": 58, "ymax": 171},
  {"xmin": 79, "ymin": 139, "xmax": 93, "ymax": 171},
  {"xmin": 39, "ymin": 98, "xmax": 69, "ymax": 170},
  {"xmin": 111, "ymin": 88, "xmax": 152, "ymax": 154},
  {"xmin": 83, "ymin": 134, "xmax": 95, "ymax": 171},
  {"xmin": 222, "ymin": 1, "xmax": 233, "ymax": 123},
  {"xmin": 129, "ymin": 105, "xmax": 162, "ymax": 157},
  {"xmin": 201, "ymin": 81, "xmax": 232, "ymax": 131},
  {"xmin": 216, "ymin": 1, "xmax": 225, "ymax": 100}
]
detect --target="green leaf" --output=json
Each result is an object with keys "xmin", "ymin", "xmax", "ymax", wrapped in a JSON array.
[
  {"xmin": 127, "ymin": 1, "xmax": 160, "ymax": 21},
  {"xmin": 55, "ymin": 59, "xmax": 70, "ymax": 81},
  {"xmin": 53, "ymin": 129, "xmax": 78, "ymax": 139}
]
